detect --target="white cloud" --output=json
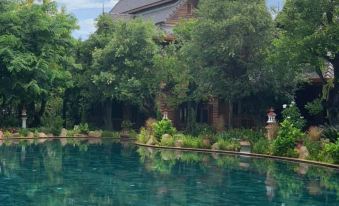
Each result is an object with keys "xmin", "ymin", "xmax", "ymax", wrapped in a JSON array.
[
  {"xmin": 52, "ymin": 0, "xmax": 119, "ymax": 39},
  {"xmin": 55, "ymin": 0, "xmax": 118, "ymax": 11},
  {"xmin": 73, "ymin": 18, "xmax": 96, "ymax": 39}
]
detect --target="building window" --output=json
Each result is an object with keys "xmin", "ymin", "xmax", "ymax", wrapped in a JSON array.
[{"xmin": 187, "ymin": 3, "xmax": 192, "ymax": 15}]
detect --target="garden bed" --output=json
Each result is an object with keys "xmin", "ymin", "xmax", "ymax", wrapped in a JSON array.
[{"xmin": 135, "ymin": 142, "xmax": 339, "ymax": 169}]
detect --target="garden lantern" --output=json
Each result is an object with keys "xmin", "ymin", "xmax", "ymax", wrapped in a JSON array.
[
  {"xmin": 267, "ymin": 108, "xmax": 276, "ymax": 124},
  {"xmin": 162, "ymin": 110, "xmax": 168, "ymax": 120},
  {"xmin": 21, "ymin": 108, "xmax": 27, "ymax": 129},
  {"xmin": 265, "ymin": 107, "xmax": 277, "ymax": 141}
]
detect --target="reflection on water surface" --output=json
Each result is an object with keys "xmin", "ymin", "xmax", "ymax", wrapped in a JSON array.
[{"xmin": 0, "ymin": 139, "xmax": 338, "ymax": 206}]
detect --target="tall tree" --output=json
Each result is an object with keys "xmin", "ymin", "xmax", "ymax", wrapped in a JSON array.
[
  {"xmin": 77, "ymin": 15, "xmax": 160, "ymax": 130},
  {"xmin": 177, "ymin": 0, "xmax": 274, "ymax": 128},
  {"xmin": 274, "ymin": 0, "xmax": 339, "ymax": 125},
  {"xmin": 0, "ymin": 0, "xmax": 77, "ymax": 126}
]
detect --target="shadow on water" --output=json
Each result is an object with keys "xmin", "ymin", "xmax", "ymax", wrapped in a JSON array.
[{"xmin": 0, "ymin": 139, "xmax": 338, "ymax": 206}]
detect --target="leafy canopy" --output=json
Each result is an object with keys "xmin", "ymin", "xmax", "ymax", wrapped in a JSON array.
[
  {"xmin": 177, "ymin": 0, "xmax": 274, "ymax": 101},
  {"xmin": 0, "ymin": 0, "xmax": 77, "ymax": 105},
  {"xmin": 89, "ymin": 16, "xmax": 160, "ymax": 106}
]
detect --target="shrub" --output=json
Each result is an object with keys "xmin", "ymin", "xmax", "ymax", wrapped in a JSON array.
[
  {"xmin": 215, "ymin": 129, "xmax": 264, "ymax": 144},
  {"xmin": 33, "ymin": 130, "xmax": 40, "ymax": 138},
  {"xmin": 3, "ymin": 130, "xmax": 12, "ymax": 138},
  {"xmin": 215, "ymin": 130, "xmax": 240, "ymax": 140},
  {"xmin": 36, "ymin": 126, "xmax": 60, "ymax": 136},
  {"xmin": 173, "ymin": 133, "xmax": 186, "ymax": 142},
  {"xmin": 19, "ymin": 128, "xmax": 29, "ymax": 137},
  {"xmin": 102, "ymin": 131, "xmax": 120, "ymax": 138},
  {"xmin": 160, "ymin": 134, "xmax": 175, "ymax": 146},
  {"xmin": 66, "ymin": 129, "xmax": 75, "ymax": 137},
  {"xmin": 253, "ymin": 138, "xmax": 272, "ymax": 155},
  {"xmin": 305, "ymin": 98, "xmax": 323, "ymax": 116},
  {"xmin": 77, "ymin": 123, "xmax": 89, "ymax": 134},
  {"xmin": 319, "ymin": 140, "xmax": 339, "ymax": 164},
  {"xmin": 307, "ymin": 126, "xmax": 322, "ymax": 141},
  {"xmin": 303, "ymin": 138, "xmax": 322, "ymax": 161},
  {"xmin": 137, "ymin": 127, "xmax": 151, "ymax": 144},
  {"xmin": 154, "ymin": 119, "xmax": 176, "ymax": 141},
  {"xmin": 128, "ymin": 130, "xmax": 137, "ymax": 138},
  {"xmin": 272, "ymin": 119, "xmax": 304, "ymax": 157},
  {"xmin": 145, "ymin": 118, "xmax": 157, "ymax": 131},
  {"xmin": 121, "ymin": 120, "xmax": 134, "ymax": 131},
  {"xmin": 48, "ymin": 126, "xmax": 61, "ymax": 136},
  {"xmin": 190, "ymin": 123, "xmax": 215, "ymax": 137},
  {"xmin": 321, "ymin": 126, "xmax": 338, "ymax": 143},
  {"xmin": 282, "ymin": 101, "xmax": 306, "ymax": 129},
  {"xmin": 217, "ymin": 139, "xmax": 241, "ymax": 151},
  {"xmin": 181, "ymin": 135, "xmax": 202, "ymax": 148}
]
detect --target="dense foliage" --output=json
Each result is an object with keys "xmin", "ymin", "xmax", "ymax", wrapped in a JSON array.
[
  {"xmin": 153, "ymin": 119, "xmax": 176, "ymax": 141},
  {"xmin": 281, "ymin": 101, "xmax": 306, "ymax": 129},
  {"xmin": 73, "ymin": 15, "xmax": 161, "ymax": 130},
  {"xmin": 272, "ymin": 119, "xmax": 304, "ymax": 157},
  {"xmin": 0, "ymin": 0, "xmax": 338, "ymax": 164},
  {"xmin": 0, "ymin": 0, "xmax": 77, "ymax": 127},
  {"xmin": 170, "ymin": 0, "xmax": 283, "ymax": 129},
  {"xmin": 273, "ymin": 0, "xmax": 339, "ymax": 125}
]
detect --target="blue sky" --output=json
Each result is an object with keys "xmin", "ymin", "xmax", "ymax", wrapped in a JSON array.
[{"xmin": 54, "ymin": 0, "xmax": 284, "ymax": 40}]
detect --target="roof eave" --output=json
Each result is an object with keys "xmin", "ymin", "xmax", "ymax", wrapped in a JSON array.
[{"xmin": 121, "ymin": 0, "xmax": 179, "ymax": 14}]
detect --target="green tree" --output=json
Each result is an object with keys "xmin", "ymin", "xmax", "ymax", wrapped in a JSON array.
[
  {"xmin": 0, "ymin": 0, "xmax": 77, "ymax": 126},
  {"xmin": 65, "ymin": 15, "xmax": 115, "ymax": 127},
  {"xmin": 273, "ymin": 0, "xmax": 339, "ymax": 125},
  {"xmin": 173, "ymin": 0, "xmax": 275, "ymax": 128},
  {"xmin": 77, "ymin": 15, "xmax": 160, "ymax": 130}
]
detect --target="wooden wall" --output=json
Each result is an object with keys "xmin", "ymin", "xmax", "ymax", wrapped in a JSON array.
[{"xmin": 164, "ymin": 0, "xmax": 198, "ymax": 26}]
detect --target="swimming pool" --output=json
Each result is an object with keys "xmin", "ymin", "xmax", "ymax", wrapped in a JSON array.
[{"xmin": 0, "ymin": 138, "xmax": 338, "ymax": 205}]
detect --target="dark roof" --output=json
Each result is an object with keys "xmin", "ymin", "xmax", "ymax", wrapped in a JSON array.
[
  {"xmin": 138, "ymin": 1, "xmax": 183, "ymax": 23},
  {"xmin": 110, "ymin": 0, "xmax": 185, "ymax": 25},
  {"xmin": 110, "ymin": 0, "xmax": 178, "ymax": 14}
]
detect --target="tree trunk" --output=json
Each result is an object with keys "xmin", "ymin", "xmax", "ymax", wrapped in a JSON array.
[
  {"xmin": 186, "ymin": 101, "xmax": 197, "ymax": 133},
  {"xmin": 228, "ymin": 100, "xmax": 233, "ymax": 129},
  {"xmin": 327, "ymin": 56, "xmax": 339, "ymax": 126},
  {"xmin": 62, "ymin": 93, "xmax": 67, "ymax": 128},
  {"xmin": 103, "ymin": 99, "xmax": 113, "ymax": 130},
  {"xmin": 27, "ymin": 101, "xmax": 35, "ymax": 127},
  {"xmin": 33, "ymin": 98, "xmax": 46, "ymax": 126}
]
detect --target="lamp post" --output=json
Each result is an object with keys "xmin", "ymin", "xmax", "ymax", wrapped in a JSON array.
[
  {"xmin": 265, "ymin": 108, "xmax": 277, "ymax": 140},
  {"xmin": 21, "ymin": 108, "xmax": 27, "ymax": 129}
]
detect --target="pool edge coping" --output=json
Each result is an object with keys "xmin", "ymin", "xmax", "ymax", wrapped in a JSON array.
[
  {"xmin": 0, "ymin": 136, "xmax": 136, "ymax": 140},
  {"xmin": 135, "ymin": 143, "xmax": 339, "ymax": 169}
]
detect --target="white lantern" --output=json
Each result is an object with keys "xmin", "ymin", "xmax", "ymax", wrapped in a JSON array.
[
  {"xmin": 162, "ymin": 110, "xmax": 168, "ymax": 120},
  {"xmin": 267, "ymin": 108, "xmax": 276, "ymax": 124}
]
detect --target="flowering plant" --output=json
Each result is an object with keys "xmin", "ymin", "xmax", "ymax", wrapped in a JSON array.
[
  {"xmin": 272, "ymin": 119, "xmax": 304, "ymax": 157},
  {"xmin": 281, "ymin": 101, "xmax": 306, "ymax": 129}
]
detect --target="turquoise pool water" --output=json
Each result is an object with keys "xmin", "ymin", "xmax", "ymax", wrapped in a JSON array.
[{"xmin": 0, "ymin": 139, "xmax": 338, "ymax": 206}]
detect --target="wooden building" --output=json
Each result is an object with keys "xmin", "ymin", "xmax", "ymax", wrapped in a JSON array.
[{"xmin": 110, "ymin": 0, "xmax": 198, "ymax": 33}]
